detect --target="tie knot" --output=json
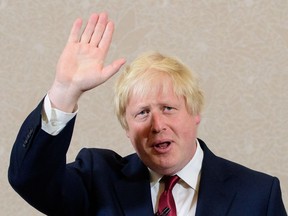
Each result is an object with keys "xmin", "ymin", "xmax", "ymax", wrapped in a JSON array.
[{"xmin": 162, "ymin": 175, "xmax": 180, "ymax": 191}]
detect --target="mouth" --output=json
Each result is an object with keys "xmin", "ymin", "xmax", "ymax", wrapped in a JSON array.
[
  {"xmin": 152, "ymin": 141, "xmax": 172, "ymax": 153},
  {"xmin": 154, "ymin": 142, "xmax": 171, "ymax": 149}
]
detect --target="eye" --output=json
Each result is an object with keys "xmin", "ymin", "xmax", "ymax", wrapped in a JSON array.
[
  {"xmin": 136, "ymin": 109, "xmax": 150, "ymax": 118},
  {"xmin": 164, "ymin": 106, "xmax": 174, "ymax": 111}
]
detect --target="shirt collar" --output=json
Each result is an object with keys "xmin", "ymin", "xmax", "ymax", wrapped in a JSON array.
[{"xmin": 176, "ymin": 139, "xmax": 203, "ymax": 191}]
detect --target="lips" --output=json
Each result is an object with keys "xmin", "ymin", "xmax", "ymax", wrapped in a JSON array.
[
  {"xmin": 152, "ymin": 140, "xmax": 172, "ymax": 153},
  {"xmin": 154, "ymin": 142, "xmax": 171, "ymax": 149}
]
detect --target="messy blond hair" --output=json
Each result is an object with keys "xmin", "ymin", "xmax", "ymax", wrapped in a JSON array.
[{"xmin": 114, "ymin": 52, "xmax": 204, "ymax": 130}]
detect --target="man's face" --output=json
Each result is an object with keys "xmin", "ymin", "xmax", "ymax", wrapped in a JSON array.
[{"xmin": 125, "ymin": 74, "xmax": 201, "ymax": 175}]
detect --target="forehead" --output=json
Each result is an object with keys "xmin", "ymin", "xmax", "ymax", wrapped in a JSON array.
[
  {"xmin": 127, "ymin": 77, "xmax": 185, "ymax": 108},
  {"xmin": 129, "ymin": 71, "xmax": 175, "ymax": 98}
]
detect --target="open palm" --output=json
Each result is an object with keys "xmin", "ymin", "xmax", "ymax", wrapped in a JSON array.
[{"xmin": 49, "ymin": 13, "xmax": 126, "ymax": 111}]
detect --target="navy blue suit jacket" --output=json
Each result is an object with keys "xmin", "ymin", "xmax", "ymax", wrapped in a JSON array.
[{"xmin": 8, "ymin": 101, "xmax": 287, "ymax": 215}]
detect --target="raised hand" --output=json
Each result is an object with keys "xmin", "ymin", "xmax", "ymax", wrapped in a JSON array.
[{"xmin": 49, "ymin": 13, "xmax": 126, "ymax": 112}]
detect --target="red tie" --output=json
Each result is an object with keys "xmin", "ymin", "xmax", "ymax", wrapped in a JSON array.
[{"xmin": 157, "ymin": 175, "xmax": 180, "ymax": 216}]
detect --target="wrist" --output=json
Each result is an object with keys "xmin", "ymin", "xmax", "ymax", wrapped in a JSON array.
[{"xmin": 48, "ymin": 82, "xmax": 82, "ymax": 113}]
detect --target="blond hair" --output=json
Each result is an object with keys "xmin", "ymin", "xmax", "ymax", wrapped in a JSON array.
[{"xmin": 114, "ymin": 52, "xmax": 204, "ymax": 129}]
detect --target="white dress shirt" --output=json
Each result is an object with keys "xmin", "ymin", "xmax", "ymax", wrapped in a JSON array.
[
  {"xmin": 41, "ymin": 95, "xmax": 203, "ymax": 215},
  {"xmin": 150, "ymin": 140, "xmax": 203, "ymax": 215}
]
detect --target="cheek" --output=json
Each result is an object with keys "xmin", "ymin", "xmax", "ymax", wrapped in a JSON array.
[
  {"xmin": 126, "ymin": 125, "xmax": 150, "ymax": 149},
  {"xmin": 175, "ymin": 119, "xmax": 199, "ymax": 141},
  {"xmin": 125, "ymin": 126, "xmax": 141, "ymax": 145},
  {"xmin": 126, "ymin": 120, "xmax": 151, "ymax": 137},
  {"xmin": 126, "ymin": 130, "xmax": 138, "ymax": 150},
  {"xmin": 128, "ymin": 134, "xmax": 145, "ymax": 155}
]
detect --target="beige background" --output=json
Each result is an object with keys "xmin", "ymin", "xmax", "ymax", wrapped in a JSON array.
[{"xmin": 1, "ymin": 0, "xmax": 287, "ymax": 215}]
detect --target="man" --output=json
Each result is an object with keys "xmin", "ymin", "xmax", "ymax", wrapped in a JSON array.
[{"xmin": 8, "ymin": 12, "xmax": 287, "ymax": 216}]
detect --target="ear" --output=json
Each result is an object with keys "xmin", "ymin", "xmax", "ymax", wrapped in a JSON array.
[{"xmin": 195, "ymin": 115, "xmax": 201, "ymax": 125}]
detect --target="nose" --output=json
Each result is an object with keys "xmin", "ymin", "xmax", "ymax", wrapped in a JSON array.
[{"xmin": 151, "ymin": 112, "xmax": 166, "ymax": 133}]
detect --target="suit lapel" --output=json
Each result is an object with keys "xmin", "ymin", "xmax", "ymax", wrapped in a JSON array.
[
  {"xmin": 113, "ymin": 141, "xmax": 238, "ymax": 216},
  {"xmin": 114, "ymin": 154, "xmax": 154, "ymax": 216},
  {"xmin": 196, "ymin": 140, "xmax": 237, "ymax": 216}
]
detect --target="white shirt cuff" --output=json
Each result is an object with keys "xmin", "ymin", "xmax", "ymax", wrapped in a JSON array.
[{"xmin": 41, "ymin": 94, "xmax": 77, "ymax": 135}]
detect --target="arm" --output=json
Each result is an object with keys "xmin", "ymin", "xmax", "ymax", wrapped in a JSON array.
[
  {"xmin": 8, "ymin": 100, "xmax": 82, "ymax": 215},
  {"xmin": 8, "ymin": 12, "xmax": 126, "ymax": 215}
]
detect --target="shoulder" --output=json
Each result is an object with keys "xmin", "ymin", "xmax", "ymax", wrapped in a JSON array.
[
  {"xmin": 199, "ymin": 139, "xmax": 277, "ymax": 187},
  {"xmin": 72, "ymin": 148, "xmax": 141, "ymax": 173},
  {"xmin": 75, "ymin": 148, "xmax": 137, "ymax": 166},
  {"xmin": 198, "ymin": 139, "xmax": 287, "ymax": 213},
  {"xmin": 69, "ymin": 148, "xmax": 149, "ymax": 181}
]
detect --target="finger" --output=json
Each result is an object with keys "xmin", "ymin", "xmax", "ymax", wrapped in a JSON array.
[
  {"xmin": 80, "ymin": 13, "xmax": 99, "ymax": 43},
  {"xmin": 97, "ymin": 21, "xmax": 114, "ymax": 56},
  {"xmin": 90, "ymin": 12, "xmax": 109, "ymax": 46},
  {"xmin": 68, "ymin": 18, "xmax": 83, "ymax": 43},
  {"xmin": 101, "ymin": 58, "xmax": 126, "ymax": 80}
]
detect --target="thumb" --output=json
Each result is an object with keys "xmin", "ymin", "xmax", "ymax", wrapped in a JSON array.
[{"xmin": 101, "ymin": 58, "xmax": 126, "ymax": 80}]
